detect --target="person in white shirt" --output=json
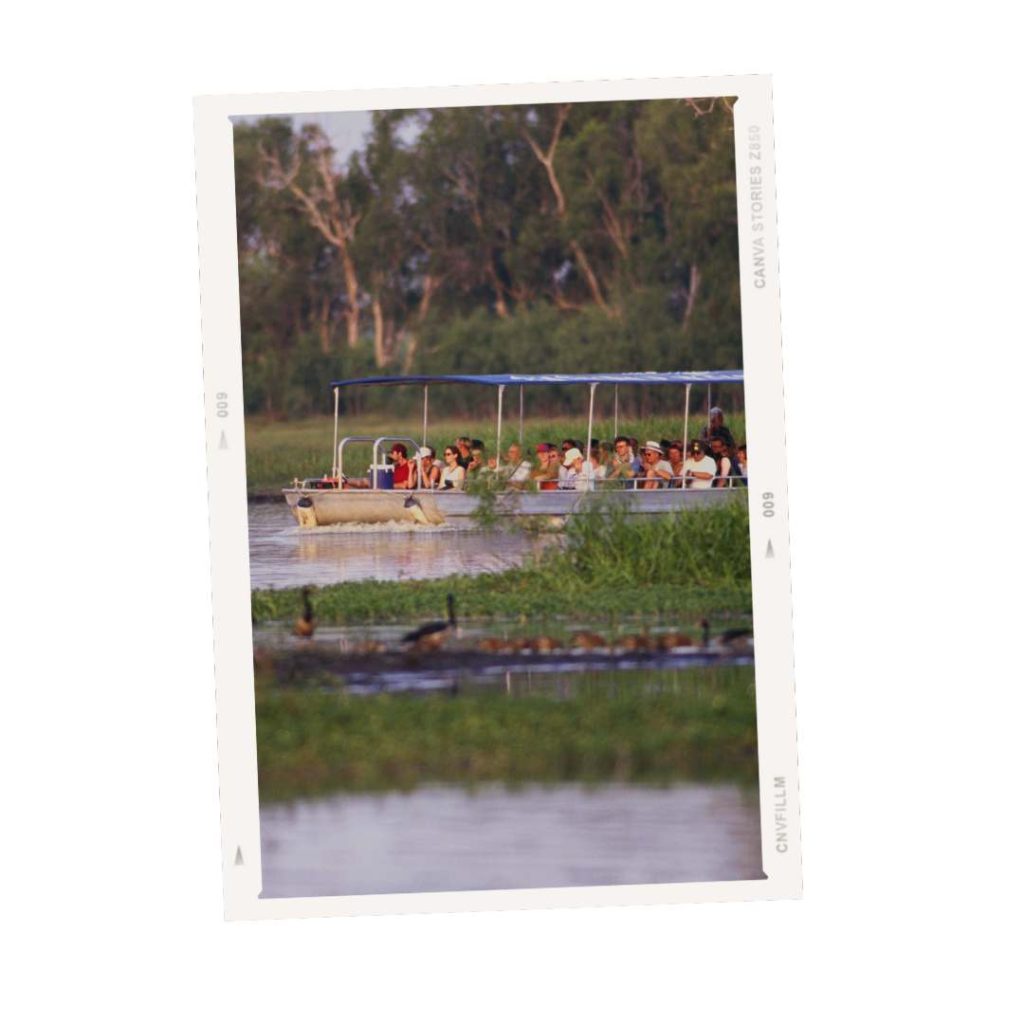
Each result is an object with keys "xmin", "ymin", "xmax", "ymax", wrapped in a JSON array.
[
  {"xmin": 560, "ymin": 447, "xmax": 595, "ymax": 491},
  {"xmin": 683, "ymin": 440, "xmax": 717, "ymax": 489},
  {"xmin": 639, "ymin": 441, "xmax": 673, "ymax": 489}
]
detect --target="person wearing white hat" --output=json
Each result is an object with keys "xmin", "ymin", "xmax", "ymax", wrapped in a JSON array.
[
  {"xmin": 560, "ymin": 446, "xmax": 595, "ymax": 491},
  {"xmin": 639, "ymin": 440, "xmax": 673, "ymax": 489},
  {"xmin": 414, "ymin": 445, "xmax": 441, "ymax": 489}
]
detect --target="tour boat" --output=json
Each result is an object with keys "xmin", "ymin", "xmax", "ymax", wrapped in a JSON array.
[{"xmin": 283, "ymin": 372, "xmax": 744, "ymax": 527}]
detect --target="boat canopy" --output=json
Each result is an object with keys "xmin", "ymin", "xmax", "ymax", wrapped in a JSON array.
[{"xmin": 328, "ymin": 371, "xmax": 742, "ymax": 389}]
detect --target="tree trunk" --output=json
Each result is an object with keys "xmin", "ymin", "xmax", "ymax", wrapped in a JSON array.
[
  {"xmin": 681, "ymin": 264, "xmax": 701, "ymax": 334},
  {"xmin": 340, "ymin": 247, "xmax": 360, "ymax": 349},
  {"xmin": 371, "ymin": 294, "xmax": 386, "ymax": 368}
]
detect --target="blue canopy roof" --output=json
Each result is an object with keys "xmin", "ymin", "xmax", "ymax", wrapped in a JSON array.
[{"xmin": 328, "ymin": 371, "xmax": 743, "ymax": 389}]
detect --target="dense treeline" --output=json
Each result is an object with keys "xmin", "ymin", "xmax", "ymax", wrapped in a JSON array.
[{"xmin": 234, "ymin": 98, "xmax": 742, "ymax": 417}]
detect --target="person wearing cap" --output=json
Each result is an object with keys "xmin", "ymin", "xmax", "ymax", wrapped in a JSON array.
[
  {"xmin": 415, "ymin": 445, "xmax": 441, "ymax": 489},
  {"xmin": 531, "ymin": 443, "xmax": 560, "ymax": 490},
  {"xmin": 390, "ymin": 443, "xmax": 415, "ymax": 489},
  {"xmin": 683, "ymin": 439, "xmax": 716, "ymax": 489},
  {"xmin": 699, "ymin": 407, "xmax": 736, "ymax": 451},
  {"xmin": 560, "ymin": 446, "xmax": 594, "ymax": 491},
  {"xmin": 637, "ymin": 441, "xmax": 673, "ymax": 489}
]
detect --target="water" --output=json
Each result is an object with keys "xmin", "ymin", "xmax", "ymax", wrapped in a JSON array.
[
  {"xmin": 248, "ymin": 501, "xmax": 558, "ymax": 589},
  {"xmin": 260, "ymin": 782, "xmax": 763, "ymax": 897}
]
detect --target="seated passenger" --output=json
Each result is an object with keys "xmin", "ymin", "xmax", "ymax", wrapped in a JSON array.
[
  {"xmin": 415, "ymin": 445, "xmax": 440, "ymax": 489},
  {"xmin": 467, "ymin": 440, "xmax": 486, "ymax": 474},
  {"xmin": 390, "ymin": 443, "xmax": 415, "ymax": 489},
  {"xmin": 666, "ymin": 441, "xmax": 686, "ymax": 487},
  {"xmin": 560, "ymin": 446, "xmax": 595, "ymax": 491},
  {"xmin": 439, "ymin": 447, "xmax": 466, "ymax": 490},
  {"xmin": 589, "ymin": 447, "xmax": 607, "ymax": 484},
  {"xmin": 532, "ymin": 443, "xmax": 560, "ymax": 490},
  {"xmin": 735, "ymin": 443, "xmax": 748, "ymax": 483},
  {"xmin": 709, "ymin": 437, "xmax": 734, "ymax": 488},
  {"xmin": 608, "ymin": 435, "xmax": 638, "ymax": 483},
  {"xmin": 638, "ymin": 441, "xmax": 673, "ymax": 489},
  {"xmin": 683, "ymin": 439, "xmax": 716, "ymax": 489},
  {"xmin": 454, "ymin": 436, "xmax": 472, "ymax": 469},
  {"xmin": 488, "ymin": 442, "xmax": 533, "ymax": 486}
]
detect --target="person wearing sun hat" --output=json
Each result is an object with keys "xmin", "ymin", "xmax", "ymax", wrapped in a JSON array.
[
  {"xmin": 638, "ymin": 440, "xmax": 673, "ymax": 489},
  {"xmin": 560, "ymin": 446, "xmax": 596, "ymax": 491}
]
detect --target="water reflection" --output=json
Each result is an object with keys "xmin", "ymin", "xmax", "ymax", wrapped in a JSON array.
[
  {"xmin": 249, "ymin": 501, "xmax": 558, "ymax": 589},
  {"xmin": 260, "ymin": 782, "xmax": 763, "ymax": 897}
]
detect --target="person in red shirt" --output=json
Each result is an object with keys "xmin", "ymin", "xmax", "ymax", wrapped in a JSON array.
[{"xmin": 391, "ymin": 443, "xmax": 415, "ymax": 488}]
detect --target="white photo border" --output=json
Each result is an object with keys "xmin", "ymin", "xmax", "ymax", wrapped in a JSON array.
[{"xmin": 194, "ymin": 73, "xmax": 801, "ymax": 920}]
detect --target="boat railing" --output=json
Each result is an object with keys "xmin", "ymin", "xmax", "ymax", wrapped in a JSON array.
[{"xmin": 335, "ymin": 435, "xmax": 422, "ymax": 488}]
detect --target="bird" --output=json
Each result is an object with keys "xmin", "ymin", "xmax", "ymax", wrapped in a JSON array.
[
  {"xmin": 699, "ymin": 618, "xmax": 711, "ymax": 648},
  {"xmin": 618, "ymin": 633, "xmax": 653, "ymax": 652},
  {"xmin": 402, "ymin": 594, "xmax": 457, "ymax": 652},
  {"xmin": 569, "ymin": 630, "xmax": 607, "ymax": 652},
  {"xmin": 293, "ymin": 587, "xmax": 316, "ymax": 638},
  {"xmin": 714, "ymin": 627, "xmax": 754, "ymax": 654},
  {"xmin": 657, "ymin": 631, "xmax": 695, "ymax": 652},
  {"xmin": 528, "ymin": 634, "xmax": 562, "ymax": 654},
  {"xmin": 477, "ymin": 636, "xmax": 509, "ymax": 654}
]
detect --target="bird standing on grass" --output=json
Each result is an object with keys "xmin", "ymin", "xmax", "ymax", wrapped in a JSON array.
[
  {"xmin": 294, "ymin": 587, "xmax": 316, "ymax": 639},
  {"xmin": 402, "ymin": 594, "xmax": 457, "ymax": 652}
]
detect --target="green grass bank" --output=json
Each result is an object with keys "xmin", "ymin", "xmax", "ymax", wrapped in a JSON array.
[
  {"xmin": 257, "ymin": 665, "xmax": 757, "ymax": 800},
  {"xmin": 251, "ymin": 502, "xmax": 753, "ymax": 625}
]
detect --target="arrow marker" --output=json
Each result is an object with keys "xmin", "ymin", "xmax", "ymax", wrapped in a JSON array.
[
  {"xmin": 219, "ymin": 431, "xmax": 228, "ymax": 450},
  {"xmin": 766, "ymin": 539, "xmax": 775, "ymax": 559},
  {"xmin": 234, "ymin": 846, "xmax": 244, "ymax": 866}
]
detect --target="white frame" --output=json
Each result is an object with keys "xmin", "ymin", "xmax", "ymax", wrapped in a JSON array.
[{"xmin": 195, "ymin": 73, "xmax": 800, "ymax": 920}]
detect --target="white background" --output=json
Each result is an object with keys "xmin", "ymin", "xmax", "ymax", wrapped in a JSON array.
[{"xmin": 3, "ymin": 3, "xmax": 1021, "ymax": 1020}]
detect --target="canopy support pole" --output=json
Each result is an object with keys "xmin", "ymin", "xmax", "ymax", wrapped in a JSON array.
[
  {"xmin": 613, "ymin": 384, "xmax": 619, "ymax": 437},
  {"xmin": 707, "ymin": 384, "xmax": 712, "ymax": 430},
  {"xmin": 518, "ymin": 385, "xmax": 524, "ymax": 446},
  {"xmin": 585, "ymin": 383, "xmax": 598, "ymax": 475},
  {"xmin": 331, "ymin": 386, "xmax": 340, "ymax": 484},
  {"xmin": 422, "ymin": 385, "xmax": 429, "ymax": 447},
  {"xmin": 496, "ymin": 384, "xmax": 506, "ymax": 470},
  {"xmin": 683, "ymin": 383, "xmax": 692, "ymax": 466}
]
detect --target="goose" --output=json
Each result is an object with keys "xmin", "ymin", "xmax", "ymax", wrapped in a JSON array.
[
  {"xmin": 402, "ymin": 594, "xmax": 457, "ymax": 652},
  {"xmin": 293, "ymin": 587, "xmax": 315, "ymax": 639}
]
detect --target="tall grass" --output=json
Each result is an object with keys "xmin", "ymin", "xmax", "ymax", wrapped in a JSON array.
[
  {"xmin": 251, "ymin": 501, "xmax": 752, "ymax": 624},
  {"xmin": 256, "ymin": 665, "xmax": 758, "ymax": 799}
]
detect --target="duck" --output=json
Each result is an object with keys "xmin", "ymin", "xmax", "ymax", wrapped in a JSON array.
[
  {"xmin": 657, "ymin": 631, "xmax": 695, "ymax": 652},
  {"xmin": 714, "ymin": 627, "xmax": 754, "ymax": 654},
  {"xmin": 477, "ymin": 636, "xmax": 510, "ymax": 654},
  {"xmin": 525, "ymin": 634, "xmax": 562, "ymax": 654},
  {"xmin": 402, "ymin": 594, "xmax": 457, "ymax": 652},
  {"xmin": 352, "ymin": 638, "xmax": 387, "ymax": 656},
  {"xmin": 618, "ymin": 633, "xmax": 653, "ymax": 652},
  {"xmin": 293, "ymin": 587, "xmax": 316, "ymax": 639},
  {"xmin": 569, "ymin": 630, "xmax": 607, "ymax": 652}
]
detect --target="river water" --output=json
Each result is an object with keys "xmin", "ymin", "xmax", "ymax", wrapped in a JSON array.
[
  {"xmin": 248, "ymin": 501, "xmax": 558, "ymax": 589},
  {"xmin": 260, "ymin": 782, "xmax": 762, "ymax": 897}
]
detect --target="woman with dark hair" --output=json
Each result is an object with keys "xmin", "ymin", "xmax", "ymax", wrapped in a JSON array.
[{"xmin": 439, "ymin": 446, "xmax": 466, "ymax": 490}]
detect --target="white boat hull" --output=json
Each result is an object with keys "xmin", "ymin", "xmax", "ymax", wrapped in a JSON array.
[{"xmin": 283, "ymin": 486, "xmax": 742, "ymax": 527}]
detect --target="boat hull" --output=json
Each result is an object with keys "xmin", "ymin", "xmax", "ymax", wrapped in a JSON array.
[{"xmin": 283, "ymin": 486, "xmax": 742, "ymax": 527}]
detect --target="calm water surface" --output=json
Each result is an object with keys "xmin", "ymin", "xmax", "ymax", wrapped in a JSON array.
[
  {"xmin": 260, "ymin": 782, "xmax": 762, "ymax": 897},
  {"xmin": 248, "ymin": 501, "xmax": 557, "ymax": 589}
]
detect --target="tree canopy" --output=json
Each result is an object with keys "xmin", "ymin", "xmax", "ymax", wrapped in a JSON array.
[{"xmin": 233, "ymin": 98, "xmax": 741, "ymax": 418}]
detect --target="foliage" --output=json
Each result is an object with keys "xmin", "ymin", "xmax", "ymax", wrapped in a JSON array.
[{"xmin": 233, "ymin": 99, "xmax": 741, "ymax": 417}]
